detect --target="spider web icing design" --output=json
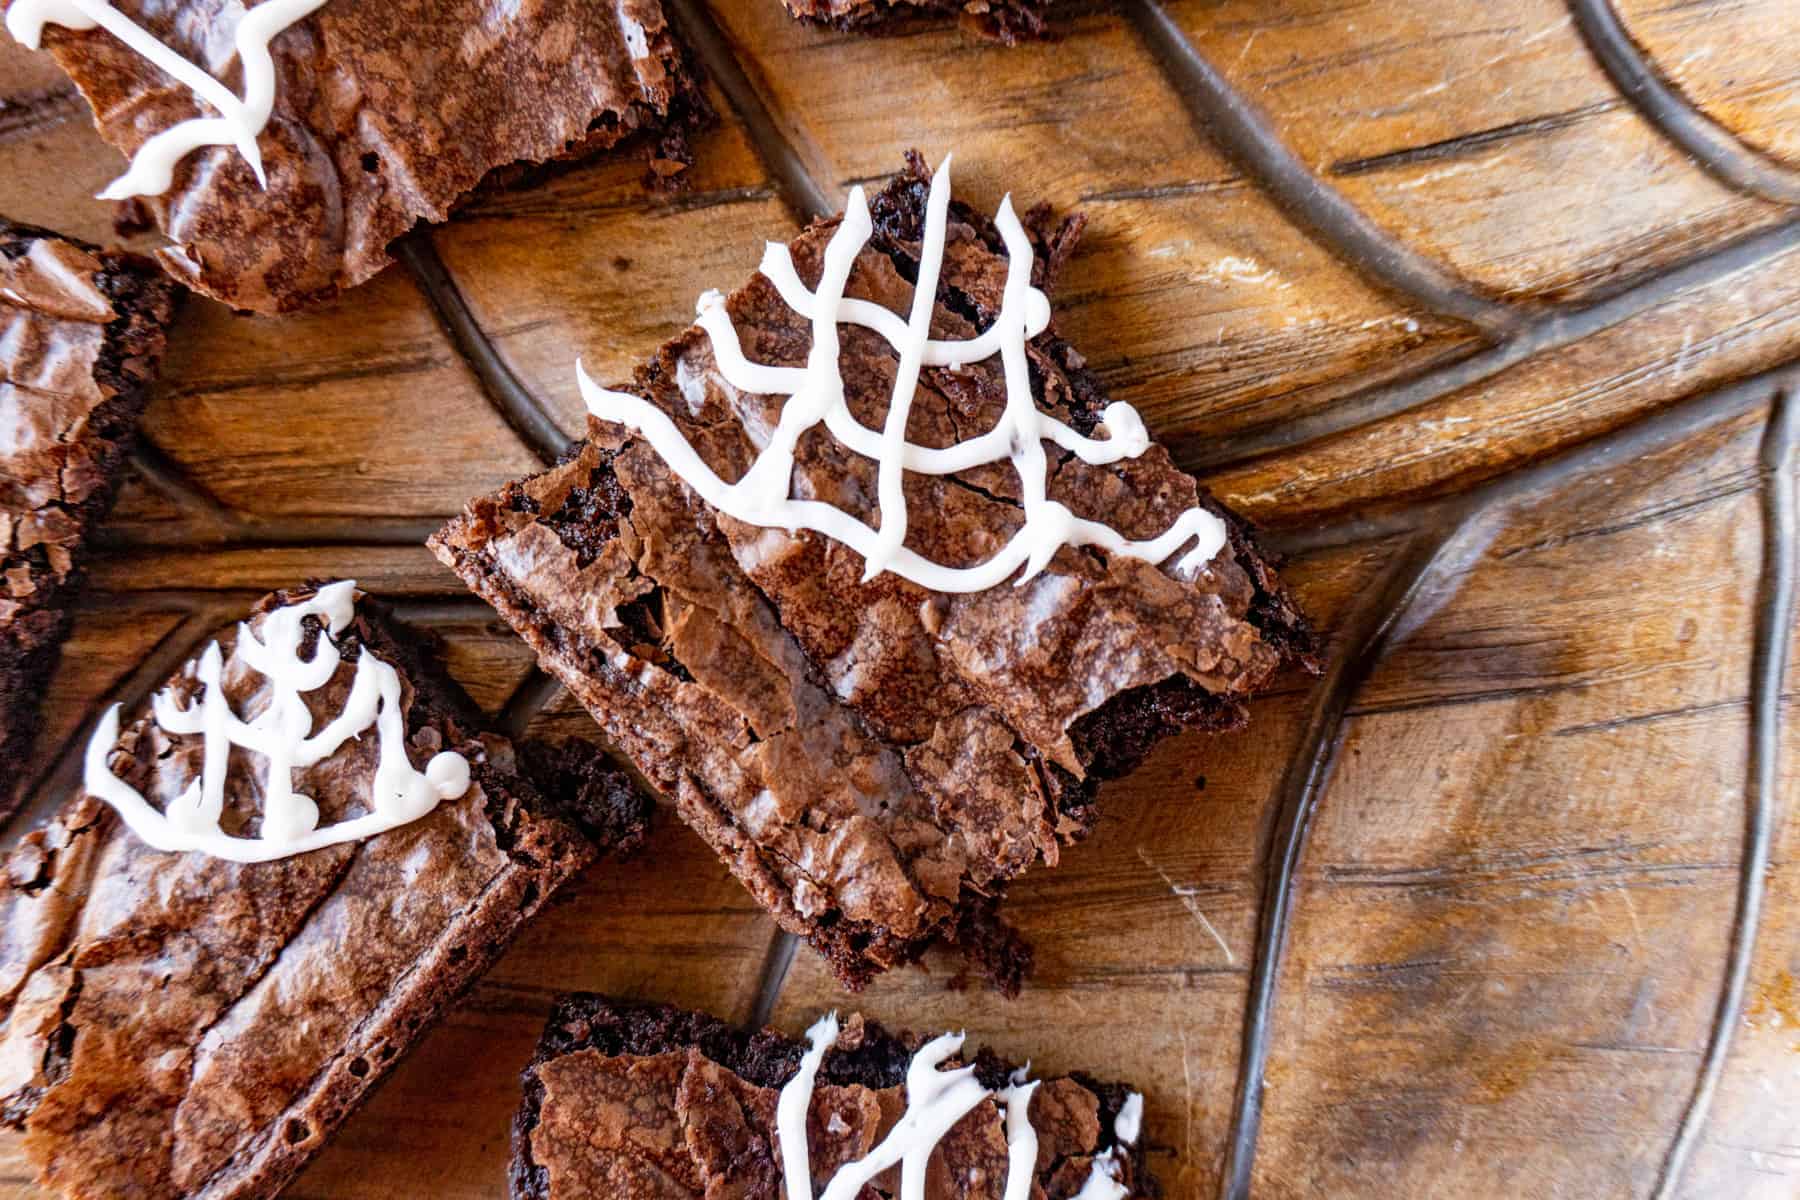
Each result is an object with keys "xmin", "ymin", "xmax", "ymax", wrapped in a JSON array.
[
  {"xmin": 84, "ymin": 581, "xmax": 472, "ymax": 863},
  {"xmin": 578, "ymin": 155, "xmax": 1229, "ymax": 596},
  {"xmin": 774, "ymin": 1012, "xmax": 1143, "ymax": 1200},
  {"xmin": 7, "ymin": 0, "xmax": 327, "ymax": 200}
]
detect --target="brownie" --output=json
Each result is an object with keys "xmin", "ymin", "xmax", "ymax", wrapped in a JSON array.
[
  {"xmin": 10, "ymin": 0, "xmax": 709, "ymax": 313},
  {"xmin": 513, "ymin": 995, "xmax": 1159, "ymax": 1199},
  {"xmin": 432, "ymin": 156, "xmax": 1316, "ymax": 994},
  {"xmin": 781, "ymin": 0, "xmax": 1051, "ymax": 42},
  {"xmin": 0, "ymin": 218, "xmax": 175, "ymax": 824},
  {"xmin": 0, "ymin": 581, "xmax": 651, "ymax": 1200}
]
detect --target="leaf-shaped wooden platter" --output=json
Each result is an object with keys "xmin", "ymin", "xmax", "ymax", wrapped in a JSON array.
[{"xmin": 2, "ymin": 1, "xmax": 1796, "ymax": 1195}]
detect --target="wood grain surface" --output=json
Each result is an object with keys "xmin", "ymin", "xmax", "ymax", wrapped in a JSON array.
[{"xmin": 2, "ymin": 1, "xmax": 1798, "ymax": 1197}]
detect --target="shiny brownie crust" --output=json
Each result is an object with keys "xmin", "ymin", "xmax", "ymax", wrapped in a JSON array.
[
  {"xmin": 433, "ymin": 157, "xmax": 1316, "ymax": 995},
  {"xmin": 0, "ymin": 585, "xmax": 649, "ymax": 1200},
  {"xmin": 23, "ymin": 0, "xmax": 711, "ymax": 312},
  {"xmin": 0, "ymin": 218, "xmax": 177, "ymax": 824},
  {"xmin": 511, "ymin": 995, "xmax": 1159, "ymax": 1199}
]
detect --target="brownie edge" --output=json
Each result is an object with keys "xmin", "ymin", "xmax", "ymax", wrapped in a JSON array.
[
  {"xmin": 431, "ymin": 156, "xmax": 1316, "ymax": 997},
  {"xmin": 0, "ymin": 217, "xmax": 178, "ymax": 824},
  {"xmin": 781, "ymin": 0, "xmax": 1052, "ymax": 43},
  {"xmin": 512, "ymin": 995, "xmax": 1160, "ymax": 1200},
  {"xmin": 23, "ymin": 1, "xmax": 711, "ymax": 312},
  {"xmin": 0, "ymin": 583, "xmax": 650, "ymax": 1200}
]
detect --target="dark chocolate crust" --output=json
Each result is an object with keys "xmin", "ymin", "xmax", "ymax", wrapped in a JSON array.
[
  {"xmin": 781, "ymin": 0, "xmax": 1052, "ymax": 43},
  {"xmin": 433, "ymin": 158, "xmax": 1315, "ymax": 995},
  {"xmin": 18, "ymin": 0, "xmax": 710, "ymax": 312},
  {"xmin": 511, "ymin": 995, "xmax": 1159, "ymax": 1199},
  {"xmin": 0, "ymin": 218, "xmax": 177, "ymax": 824},
  {"xmin": 0, "ymin": 583, "xmax": 650, "ymax": 1200}
]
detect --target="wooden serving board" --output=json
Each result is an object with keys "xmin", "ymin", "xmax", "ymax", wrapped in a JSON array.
[{"xmin": 3, "ymin": 1, "xmax": 1798, "ymax": 1196}]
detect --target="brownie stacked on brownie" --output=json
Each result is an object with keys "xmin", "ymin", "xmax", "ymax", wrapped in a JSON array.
[
  {"xmin": 513, "ymin": 996, "xmax": 1158, "ymax": 1199},
  {"xmin": 434, "ymin": 157, "xmax": 1315, "ymax": 993},
  {"xmin": 0, "ymin": 218, "xmax": 176, "ymax": 822},
  {"xmin": 10, "ymin": 0, "xmax": 708, "ymax": 312},
  {"xmin": 0, "ymin": 582, "xmax": 650, "ymax": 1200},
  {"xmin": 780, "ymin": 0, "xmax": 1052, "ymax": 42}
]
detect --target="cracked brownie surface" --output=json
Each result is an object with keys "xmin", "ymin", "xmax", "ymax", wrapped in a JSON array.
[
  {"xmin": 0, "ymin": 583, "xmax": 650, "ymax": 1200},
  {"xmin": 0, "ymin": 218, "xmax": 176, "ymax": 823},
  {"xmin": 14, "ymin": 0, "xmax": 708, "ymax": 312},
  {"xmin": 511, "ymin": 994, "xmax": 1159, "ymax": 1199},
  {"xmin": 432, "ymin": 157, "xmax": 1316, "ymax": 994}
]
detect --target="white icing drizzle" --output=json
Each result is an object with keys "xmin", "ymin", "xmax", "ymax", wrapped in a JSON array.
[
  {"xmin": 1113, "ymin": 1092, "xmax": 1144, "ymax": 1146},
  {"xmin": 6, "ymin": 0, "xmax": 327, "ymax": 200},
  {"xmin": 83, "ymin": 580, "xmax": 473, "ymax": 863},
  {"xmin": 579, "ymin": 155, "xmax": 1228, "ymax": 596},
  {"xmin": 1071, "ymin": 1155, "xmax": 1128, "ymax": 1200},
  {"xmin": 616, "ymin": 2, "xmax": 650, "ymax": 59},
  {"xmin": 1070, "ymin": 1091, "xmax": 1144, "ymax": 1200},
  {"xmin": 778, "ymin": 1013, "xmax": 841, "ymax": 1200},
  {"xmin": 996, "ymin": 1075, "xmax": 1041, "ymax": 1200},
  {"xmin": 774, "ymin": 1017, "xmax": 1141, "ymax": 1199}
]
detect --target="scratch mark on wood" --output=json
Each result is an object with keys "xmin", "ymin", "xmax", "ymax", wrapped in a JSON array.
[
  {"xmin": 1552, "ymin": 695, "xmax": 1753, "ymax": 738},
  {"xmin": 1138, "ymin": 847, "xmax": 1237, "ymax": 964},
  {"xmin": 1616, "ymin": 887, "xmax": 1647, "ymax": 958},
  {"xmin": 1179, "ymin": 1026, "xmax": 1196, "ymax": 1166}
]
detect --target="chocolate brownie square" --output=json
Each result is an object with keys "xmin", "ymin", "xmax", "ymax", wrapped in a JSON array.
[
  {"xmin": 0, "ymin": 581, "xmax": 650, "ymax": 1200},
  {"xmin": 1, "ymin": 217, "xmax": 176, "ymax": 823},
  {"xmin": 513, "ymin": 995, "xmax": 1158, "ymax": 1199},
  {"xmin": 6, "ymin": 0, "xmax": 709, "ymax": 312},
  {"xmin": 780, "ymin": 0, "xmax": 1051, "ymax": 42},
  {"xmin": 432, "ymin": 155, "xmax": 1315, "ymax": 994}
]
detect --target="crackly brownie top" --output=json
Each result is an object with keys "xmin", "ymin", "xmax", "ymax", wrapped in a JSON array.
[
  {"xmin": 1, "ymin": 219, "xmax": 173, "ymax": 624},
  {"xmin": 514, "ymin": 996, "xmax": 1157, "ymax": 1200},
  {"xmin": 15, "ymin": 0, "xmax": 703, "ymax": 312},
  {"xmin": 435, "ymin": 160, "xmax": 1309, "ymax": 980},
  {"xmin": 0, "ymin": 583, "xmax": 630, "ymax": 1199},
  {"xmin": 589, "ymin": 160, "xmax": 1297, "ymax": 778}
]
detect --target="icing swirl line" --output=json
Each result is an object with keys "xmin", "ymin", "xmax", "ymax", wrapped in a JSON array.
[
  {"xmin": 7, "ymin": 0, "xmax": 327, "ymax": 200},
  {"xmin": 84, "ymin": 580, "xmax": 472, "ymax": 863},
  {"xmin": 579, "ymin": 155, "xmax": 1229, "ymax": 595},
  {"xmin": 775, "ymin": 1013, "xmax": 1142, "ymax": 1200}
]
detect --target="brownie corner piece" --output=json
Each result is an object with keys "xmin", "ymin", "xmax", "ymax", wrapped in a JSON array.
[
  {"xmin": 511, "ymin": 995, "xmax": 1160, "ymax": 1199},
  {"xmin": 433, "ymin": 158, "xmax": 1314, "ymax": 995},
  {"xmin": 0, "ymin": 580, "xmax": 647, "ymax": 1200},
  {"xmin": 0, "ymin": 217, "xmax": 178, "ymax": 824},
  {"xmin": 20, "ymin": 0, "xmax": 710, "ymax": 312}
]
